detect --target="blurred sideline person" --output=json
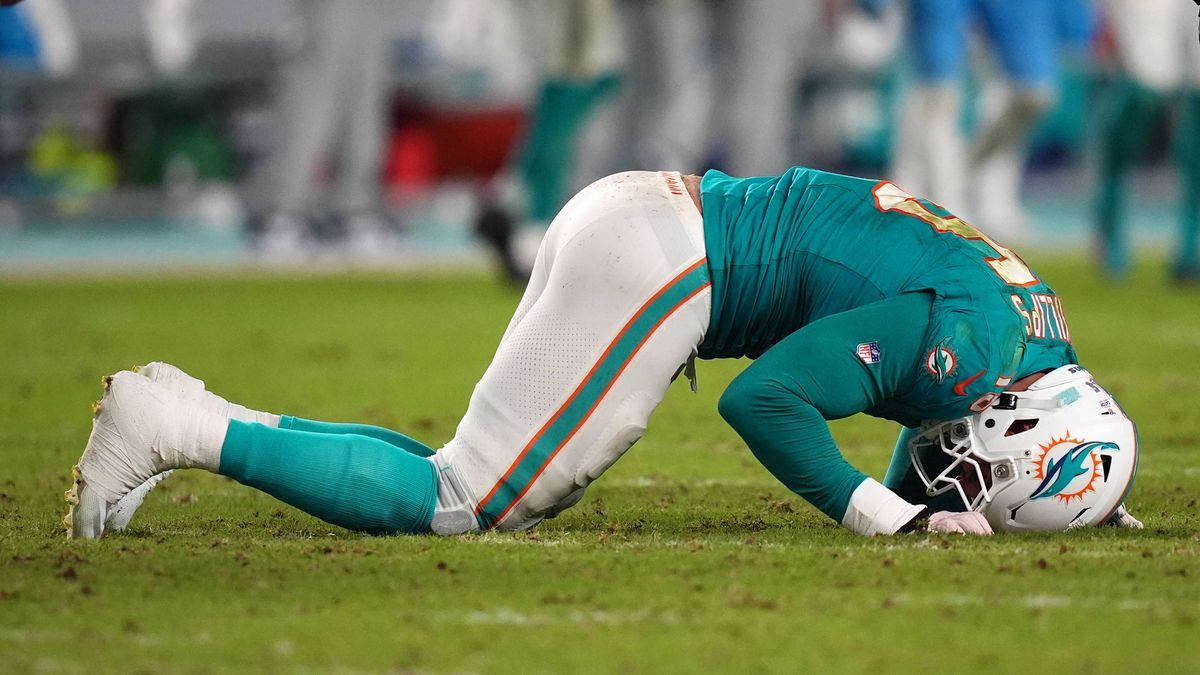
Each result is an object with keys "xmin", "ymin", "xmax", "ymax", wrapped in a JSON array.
[
  {"xmin": 1095, "ymin": 0, "xmax": 1200, "ymax": 280},
  {"xmin": 587, "ymin": 0, "xmax": 824, "ymax": 179},
  {"xmin": 0, "ymin": 0, "xmax": 78, "ymax": 76},
  {"xmin": 686, "ymin": 0, "xmax": 819, "ymax": 178},
  {"xmin": 0, "ymin": 0, "xmax": 196, "ymax": 76},
  {"xmin": 893, "ymin": 0, "xmax": 1094, "ymax": 240},
  {"xmin": 486, "ymin": 0, "xmax": 839, "ymax": 283},
  {"xmin": 68, "ymin": 167, "xmax": 1142, "ymax": 540},
  {"xmin": 476, "ymin": 0, "xmax": 623, "ymax": 283},
  {"xmin": 141, "ymin": 0, "xmax": 199, "ymax": 77},
  {"xmin": 258, "ymin": 0, "xmax": 401, "ymax": 261}
]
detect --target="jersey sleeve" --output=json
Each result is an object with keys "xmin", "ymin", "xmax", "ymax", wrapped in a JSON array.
[{"xmin": 717, "ymin": 293, "xmax": 936, "ymax": 534}]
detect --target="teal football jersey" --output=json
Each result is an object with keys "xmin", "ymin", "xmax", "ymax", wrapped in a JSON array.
[{"xmin": 700, "ymin": 167, "xmax": 1078, "ymax": 426}]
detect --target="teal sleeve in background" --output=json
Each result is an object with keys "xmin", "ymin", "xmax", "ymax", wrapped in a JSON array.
[
  {"xmin": 882, "ymin": 426, "xmax": 922, "ymax": 500},
  {"xmin": 883, "ymin": 427, "xmax": 972, "ymax": 513},
  {"xmin": 718, "ymin": 293, "xmax": 934, "ymax": 522}
]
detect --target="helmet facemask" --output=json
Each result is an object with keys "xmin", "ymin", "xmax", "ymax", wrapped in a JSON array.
[{"xmin": 909, "ymin": 418, "xmax": 997, "ymax": 512}]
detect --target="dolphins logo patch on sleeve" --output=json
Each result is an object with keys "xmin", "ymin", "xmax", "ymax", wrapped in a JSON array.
[
  {"xmin": 1029, "ymin": 433, "xmax": 1120, "ymax": 504},
  {"xmin": 925, "ymin": 341, "xmax": 958, "ymax": 384}
]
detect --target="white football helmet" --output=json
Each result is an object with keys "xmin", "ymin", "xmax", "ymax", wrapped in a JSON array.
[{"xmin": 908, "ymin": 365, "xmax": 1138, "ymax": 532}]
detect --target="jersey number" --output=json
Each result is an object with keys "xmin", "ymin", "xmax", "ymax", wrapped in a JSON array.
[{"xmin": 871, "ymin": 181, "xmax": 1038, "ymax": 287}]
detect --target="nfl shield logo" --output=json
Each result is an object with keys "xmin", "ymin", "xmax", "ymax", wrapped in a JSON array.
[{"xmin": 856, "ymin": 341, "xmax": 881, "ymax": 364}]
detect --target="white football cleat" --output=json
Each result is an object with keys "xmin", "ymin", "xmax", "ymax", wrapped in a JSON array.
[
  {"xmin": 135, "ymin": 361, "xmax": 276, "ymax": 425},
  {"xmin": 105, "ymin": 470, "xmax": 174, "ymax": 531},
  {"xmin": 136, "ymin": 361, "xmax": 216, "ymax": 409},
  {"xmin": 65, "ymin": 371, "xmax": 222, "ymax": 539},
  {"xmin": 108, "ymin": 361, "xmax": 277, "ymax": 532},
  {"xmin": 106, "ymin": 361, "xmax": 204, "ymax": 531}
]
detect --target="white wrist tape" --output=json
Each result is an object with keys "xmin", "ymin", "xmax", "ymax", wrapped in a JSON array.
[{"xmin": 841, "ymin": 478, "xmax": 926, "ymax": 536}]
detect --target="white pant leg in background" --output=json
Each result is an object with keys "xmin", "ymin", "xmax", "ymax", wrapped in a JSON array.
[
  {"xmin": 1104, "ymin": 0, "xmax": 1200, "ymax": 93},
  {"xmin": 270, "ymin": 0, "xmax": 395, "ymax": 214},
  {"xmin": 431, "ymin": 171, "xmax": 711, "ymax": 533},
  {"xmin": 719, "ymin": 0, "xmax": 815, "ymax": 176},
  {"xmin": 892, "ymin": 84, "xmax": 969, "ymax": 215},
  {"xmin": 333, "ymin": 1, "xmax": 400, "ymax": 214}
]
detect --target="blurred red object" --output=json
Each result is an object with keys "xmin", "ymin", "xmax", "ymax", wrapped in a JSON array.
[
  {"xmin": 385, "ymin": 106, "xmax": 525, "ymax": 190},
  {"xmin": 1092, "ymin": 15, "xmax": 1117, "ymax": 64}
]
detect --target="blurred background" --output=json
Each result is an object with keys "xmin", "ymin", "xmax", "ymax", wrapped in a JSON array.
[{"xmin": 1, "ymin": 0, "xmax": 1197, "ymax": 281}]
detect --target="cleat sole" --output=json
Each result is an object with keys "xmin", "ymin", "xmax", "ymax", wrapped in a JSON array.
[
  {"xmin": 67, "ymin": 375, "xmax": 119, "ymax": 538},
  {"xmin": 63, "ymin": 465, "xmax": 81, "ymax": 537}
]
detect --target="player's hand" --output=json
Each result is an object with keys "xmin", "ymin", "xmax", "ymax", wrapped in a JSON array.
[
  {"xmin": 1105, "ymin": 503, "xmax": 1143, "ymax": 529},
  {"xmin": 926, "ymin": 511, "xmax": 993, "ymax": 535}
]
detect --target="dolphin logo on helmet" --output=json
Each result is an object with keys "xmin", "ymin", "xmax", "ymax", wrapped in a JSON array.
[{"xmin": 1029, "ymin": 441, "xmax": 1119, "ymax": 501}]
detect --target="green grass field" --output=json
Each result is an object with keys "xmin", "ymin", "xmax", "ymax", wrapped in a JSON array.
[{"xmin": 1, "ymin": 257, "xmax": 1198, "ymax": 674}]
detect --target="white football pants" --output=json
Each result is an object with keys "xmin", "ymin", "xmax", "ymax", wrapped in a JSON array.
[
  {"xmin": 1104, "ymin": 0, "xmax": 1200, "ymax": 93},
  {"xmin": 430, "ymin": 171, "xmax": 711, "ymax": 533}
]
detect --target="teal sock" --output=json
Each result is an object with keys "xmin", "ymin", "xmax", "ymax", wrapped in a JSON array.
[
  {"xmin": 1174, "ymin": 91, "xmax": 1200, "ymax": 273},
  {"xmin": 218, "ymin": 421, "xmax": 436, "ymax": 535},
  {"xmin": 1096, "ymin": 79, "xmax": 1162, "ymax": 275},
  {"xmin": 278, "ymin": 415, "xmax": 435, "ymax": 457}
]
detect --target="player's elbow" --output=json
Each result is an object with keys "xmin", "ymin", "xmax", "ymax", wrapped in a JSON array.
[
  {"xmin": 718, "ymin": 372, "xmax": 798, "ymax": 433},
  {"xmin": 717, "ymin": 374, "xmax": 752, "ymax": 429}
]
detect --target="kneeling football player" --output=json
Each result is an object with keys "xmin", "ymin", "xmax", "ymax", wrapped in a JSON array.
[{"xmin": 66, "ymin": 168, "xmax": 1141, "ymax": 539}]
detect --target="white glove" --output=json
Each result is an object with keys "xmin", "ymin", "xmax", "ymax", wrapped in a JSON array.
[
  {"xmin": 1106, "ymin": 503, "xmax": 1144, "ymax": 529},
  {"xmin": 927, "ymin": 511, "xmax": 993, "ymax": 535}
]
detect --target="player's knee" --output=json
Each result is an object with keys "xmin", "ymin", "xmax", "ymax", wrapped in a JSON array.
[{"xmin": 717, "ymin": 375, "xmax": 750, "ymax": 428}]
